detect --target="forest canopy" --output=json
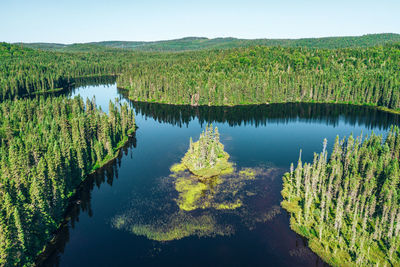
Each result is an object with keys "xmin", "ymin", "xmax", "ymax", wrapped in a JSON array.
[
  {"xmin": 118, "ymin": 44, "xmax": 400, "ymax": 111},
  {"xmin": 2, "ymin": 41, "xmax": 400, "ymax": 115},
  {"xmin": 0, "ymin": 96, "xmax": 135, "ymax": 266},
  {"xmin": 282, "ymin": 127, "xmax": 400, "ymax": 266}
]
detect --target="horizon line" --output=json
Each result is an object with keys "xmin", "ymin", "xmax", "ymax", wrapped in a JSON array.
[{"xmin": 8, "ymin": 32, "xmax": 400, "ymax": 45}]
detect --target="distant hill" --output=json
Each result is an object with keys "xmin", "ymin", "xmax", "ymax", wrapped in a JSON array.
[
  {"xmin": 17, "ymin": 42, "xmax": 67, "ymax": 50},
  {"xmin": 17, "ymin": 33, "xmax": 400, "ymax": 52}
]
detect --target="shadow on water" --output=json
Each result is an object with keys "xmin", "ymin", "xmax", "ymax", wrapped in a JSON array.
[
  {"xmin": 24, "ymin": 75, "xmax": 118, "ymax": 99},
  {"xmin": 36, "ymin": 136, "xmax": 137, "ymax": 267},
  {"xmin": 127, "ymin": 97, "xmax": 400, "ymax": 130}
]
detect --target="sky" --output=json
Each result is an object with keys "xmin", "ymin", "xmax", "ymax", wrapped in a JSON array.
[{"xmin": 1, "ymin": 0, "xmax": 399, "ymax": 43}]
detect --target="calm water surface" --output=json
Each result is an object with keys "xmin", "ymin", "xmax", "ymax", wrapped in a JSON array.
[{"xmin": 37, "ymin": 82, "xmax": 400, "ymax": 267}]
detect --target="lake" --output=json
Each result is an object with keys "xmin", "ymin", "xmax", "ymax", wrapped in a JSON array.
[{"xmin": 37, "ymin": 81, "xmax": 400, "ymax": 266}]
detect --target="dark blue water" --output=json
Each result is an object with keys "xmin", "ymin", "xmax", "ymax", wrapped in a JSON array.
[{"xmin": 37, "ymin": 83, "xmax": 400, "ymax": 267}]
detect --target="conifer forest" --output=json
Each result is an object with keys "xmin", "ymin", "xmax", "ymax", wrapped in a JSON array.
[
  {"xmin": 282, "ymin": 127, "xmax": 400, "ymax": 266},
  {"xmin": 0, "ymin": 31, "xmax": 400, "ymax": 266}
]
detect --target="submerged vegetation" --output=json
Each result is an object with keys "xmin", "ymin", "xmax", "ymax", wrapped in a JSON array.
[
  {"xmin": 113, "ymin": 150, "xmax": 281, "ymax": 242},
  {"xmin": 114, "ymin": 212, "xmax": 233, "ymax": 242},
  {"xmin": 0, "ymin": 96, "xmax": 135, "ymax": 266},
  {"xmin": 281, "ymin": 126, "xmax": 400, "ymax": 266},
  {"xmin": 112, "ymin": 127, "xmax": 284, "ymax": 242},
  {"xmin": 171, "ymin": 125, "xmax": 233, "ymax": 178},
  {"xmin": 174, "ymin": 173, "xmax": 244, "ymax": 212}
]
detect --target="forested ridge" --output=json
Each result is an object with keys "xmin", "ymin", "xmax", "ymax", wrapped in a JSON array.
[
  {"xmin": 282, "ymin": 127, "xmax": 400, "ymax": 266},
  {"xmin": 118, "ymin": 44, "xmax": 400, "ymax": 111},
  {"xmin": 20, "ymin": 33, "xmax": 400, "ymax": 52},
  {"xmin": 0, "ymin": 96, "xmax": 135, "ymax": 265}
]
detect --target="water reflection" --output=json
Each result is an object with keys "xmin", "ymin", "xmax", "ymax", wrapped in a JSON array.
[
  {"xmin": 130, "ymin": 99, "xmax": 400, "ymax": 130},
  {"xmin": 36, "ymin": 136, "xmax": 137, "ymax": 267},
  {"xmin": 70, "ymin": 75, "xmax": 116, "ymax": 89}
]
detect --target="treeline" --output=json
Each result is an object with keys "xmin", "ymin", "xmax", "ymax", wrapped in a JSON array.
[
  {"xmin": 117, "ymin": 44, "xmax": 400, "ymax": 110},
  {"xmin": 0, "ymin": 43, "xmax": 160, "ymax": 101},
  {"xmin": 0, "ymin": 43, "xmax": 124, "ymax": 100},
  {"xmin": 36, "ymin": 137, "xmax": 137, "ymax": 267},
  {"xmin": 3, "ymin": 42, "xmax": 400, "ymax": 112},
  {"xmin": 281, "ymin": 127, "xmax": 400, "ymax": 266},
  {"xmin": 22, "ymin": 33, "xmax": 400, "ymax": 52},
  {"xmin": 0, "ymin": 96, "xmax": 135, "ymax": 265}
]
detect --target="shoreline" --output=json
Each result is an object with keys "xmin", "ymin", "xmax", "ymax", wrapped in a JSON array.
[
  {"xmin": 34, "ymin": 127, "xmax": 136, "ymax": 266},
  {"xmin": 116, "ymin": 86, "xmax": 400, "ymax": 116},
  {"xmin": 21, "ymin": 74, "xmax": 118, "ymax": 98}
]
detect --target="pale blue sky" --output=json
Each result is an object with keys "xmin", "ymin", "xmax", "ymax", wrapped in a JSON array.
[{"xmin": 1, "ymin": 0, "xmax": 399, "ymax": 43}]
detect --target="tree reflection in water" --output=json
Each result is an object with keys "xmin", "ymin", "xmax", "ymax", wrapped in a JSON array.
[{"xmin": 36, "ymin": 136, "xmax": 137, "ymax": 266}]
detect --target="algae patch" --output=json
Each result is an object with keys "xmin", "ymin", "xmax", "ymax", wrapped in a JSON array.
[
  {"xmin": 170, "ymin": 163, "xmax": 186, "ymax": 173},
  {"xmin": 114, "ymin": 212, "xmax": 233, "ymax": 241},
  {"xmin": 173, "ymin": 170, "xmax": 256, "ymax": 212},
  {"xmin": 111, "ymin": 165, "xmax": 283, "ymax": 242}
]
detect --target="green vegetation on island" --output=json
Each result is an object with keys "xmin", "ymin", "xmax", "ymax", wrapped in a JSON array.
[
  {"xmin": 281, "ymin": 126, "xmax": 400, "ymax": 266},
  {"xmin": 0, "ymin": 96, "xmax": 135, "ymax": 266},
  {"xmin": 171, "ymin": 125, "xmax": 233, "ymax": 178}
]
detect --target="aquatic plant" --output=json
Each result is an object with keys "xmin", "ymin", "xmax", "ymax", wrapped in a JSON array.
[
  {"xmin": 112, "ymin": 165, "xmax": 282, "ymax": 242},
  {"xmin": 174, "ymin": 174, "xmax": 243, "ymax": 212},
  {"xmin": 113, "ymin": 212, "xmax": 233, "ymax": 241}
]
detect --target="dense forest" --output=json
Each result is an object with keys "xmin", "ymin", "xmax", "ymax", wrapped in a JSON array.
[
  {"xmin": 20, "ymin": 33, "xmax": 400, "ymax": 52},
  {"xmin": 118, "ymin": 44, "xmax": 400, "ymax": 111},
  {"xmin": 0, "ymin": 43, "xmax": 133, "ymax": 100},
  {"xmin": 0, "ymin": 96, "xmax": 135, "ymax": 265},
  {"xmin": 281, "ymin": 127, "xmax": 400, "ymax": 266},
  {"xmin": 0, "ymin": 43, "xmax": 173, "ymax": 100},
  {"xmin": 2, "ymin": 42, "xmax": 400, "ymax": 113},
  {"xmin": 2, "ymin": 34, "xmax": 400, "ymax": 266}
]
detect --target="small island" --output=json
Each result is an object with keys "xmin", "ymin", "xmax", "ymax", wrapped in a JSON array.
[{"xmin": 171, "ymin": 124, "xmax": 233, "ymax": 178}]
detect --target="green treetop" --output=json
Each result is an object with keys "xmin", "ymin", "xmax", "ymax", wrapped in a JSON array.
[{"xmin": 171, "ymin": 124, "xmax": 233, "ymax": 178}]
